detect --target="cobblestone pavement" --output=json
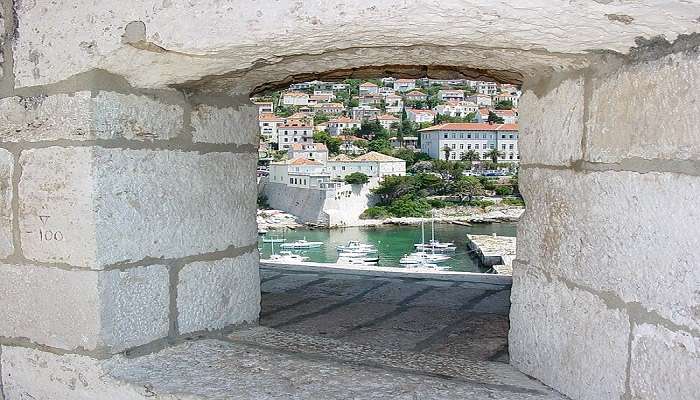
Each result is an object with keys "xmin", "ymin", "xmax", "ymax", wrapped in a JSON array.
[{"xmin": 260, "ymin": 266, "xmax": 512, "ymax": 362}]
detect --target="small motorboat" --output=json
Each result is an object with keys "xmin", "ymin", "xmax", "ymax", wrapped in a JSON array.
[
  {"xmin": 399, "ymin": 251, "xmax": 451, "ymax": 264},
  {"xmin": 405, "ymin": 260, "xmax": 448, "ymax": 270},
  {"xmin": 265, "ymin": 251, "xmax": 309, "ymax": 263},
  {"xmin": 336, "ymin": 241, "xmax": 377, "ymax": 253},
  {"xmin": 336, "ymin": 256, "xmax": 379, "ymax": 266},
  {"xmin": 262, "ymin": 235, "xmax": 286, "ymax": 243},
  {"xmin": 337, "ymin": 251, "xmax": 371, "ymax": 258},
  {"xmin": 415, "ymin": 240, "xmax": 457, "ymax": 252},
  {"xmin": 280, "ymin": 238, "xmax": 323, "ymax": 249}
]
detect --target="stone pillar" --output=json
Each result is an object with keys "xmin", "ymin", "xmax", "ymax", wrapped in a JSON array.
[
  {"xmin": 0, "ymin": 73, "xmax": 261, "ymax": 397},
  {"xmin": 510, "ymin": 43, "xmax": 700, "ymax": 400}
]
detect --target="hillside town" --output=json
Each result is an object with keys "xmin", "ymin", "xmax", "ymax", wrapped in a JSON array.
[{"xmin": 254, "ymin": 78, "xmax": 522, "ymax": 227}]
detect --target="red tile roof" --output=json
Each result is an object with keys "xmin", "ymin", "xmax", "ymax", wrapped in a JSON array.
[{"xmin": 419, "ymin": 123, "xmax": 518, "ymax": 132}]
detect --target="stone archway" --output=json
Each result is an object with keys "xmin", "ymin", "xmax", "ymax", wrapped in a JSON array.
[{"xmin": 1, "ymin": 2, "xmax": 699, "ymax": 399}]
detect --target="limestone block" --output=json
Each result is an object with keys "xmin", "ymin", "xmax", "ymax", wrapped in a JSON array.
[
  {"xmin": 0, "ymin": 346, "xmax": 157, "ymax": 400},
  {"xmin": 629, "ymin": 323, "xmax": 700, "ymax": 399},
  {"xmin": 0, "ymin": 263, "xmax": 168, "ymax": 352},
  {"xmin": 19, "ymin": 147, "xmax": 257, "ymax": 269},
  {"xmin": 0, "ymin": 91, "xmax": 183, "ymax": 142},
  {"xmin": 587, "ymin": 50, "xmax": 700, "ymax": 162},
  {"xmin": 519, "ymin": 167, "xmax": 700, "ymax": 332},
  {"xmin": 191, "ymin": 103, "xmax": 258, "ymax": 145},
  {"xmin": 508, "ymin": 266, "xmax": 629, "ymax": 400},
  {"xmin": 519, "ymin": 77, "xmax": 584, "ymax": 165},
  {"xmin": 0, "ymin": 149, "xmax": 13, "ymax": 258},
  {"xmin": 177, "ymin": 252, "xmax": 260, "ymax": 334}
]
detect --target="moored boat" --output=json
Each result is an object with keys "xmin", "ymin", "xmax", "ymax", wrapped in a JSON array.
[{"xmin": 280, "ymin": 238, "xmax": 324, "ymax": 249}]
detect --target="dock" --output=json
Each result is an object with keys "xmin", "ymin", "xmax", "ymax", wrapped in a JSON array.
[{"xmin": 465, "ymin": 234, "xmax": 516, "ymax": 276}]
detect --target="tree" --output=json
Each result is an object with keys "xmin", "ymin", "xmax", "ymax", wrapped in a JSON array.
[
  {"xmin": 452, "ymin": 176, "xmax": 484, "ymax": 202},
  {"xmin": 495, "ymin": 100, "xmax": 514, "ymax": 110},
  {"xmin": 359, "ymin": 119, "xmax": 385, "ymax": 138},
  {"xmin": 313, "ymin": 113, "xmax": 330, "ymax": 125},
  {"xmin": 442, "ymin": 145, "xmax": 452, "ymax": 161},
  {"xmin": 461, "ymin": 149, "xmax": 480, "ymax": 163},
  {"xmin": 313, "ymin": 131, "xmax": 342, "ymax": 154},
  {"xmin": 391, "ymin": 148, "xmax": 416, "ymax": 166},
  {"xmin": 368, "ymin": 138, "xmax": 392, "ymax": 153},
  {"xmin": 344, "ymin": 172, "xmax": 369, "ymax": 185},
  {"xmin": 484, "ymin": 148, "xmax": 504, "ymax": 164},
  {"xmin": 487, "ymin": 111, "xmax": 505, "ymax": 124}
]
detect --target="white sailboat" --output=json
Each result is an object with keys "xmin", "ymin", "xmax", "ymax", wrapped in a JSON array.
[
  {"xmin": 263, "ymin": 240, "xmax": 308, "ymax": 263},
  {"xmin": 414, "ymin": 211, "xmax": 456, "ymax": 252},
  {"xmin": 336, "ymin": 241, "xmax": 377, "ymax": 253},
  {"xmin": 280, "ymin": 238, "xmax": 323, "ymax": 249}
]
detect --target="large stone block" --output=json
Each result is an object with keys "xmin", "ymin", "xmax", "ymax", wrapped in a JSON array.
[
  {"xmin": 0, "ymin": 91, "xmax": 183, "ymax": 142},
  {"xmin": 629, "ymin": 323, "xmax": 700, "ymax": 399},
  {"xmin": 177, "ymin": 251, "xmax": 260, "ymax": 334},
  {"xmin": 191, "ymin": 103, "xmax": 258, "ymax": 145},
  {"xmin": 0, "ymin": 149, "xmax": 13, "ymax": 258},
  {"xmin": 0, "ymin": 263, "xmax": 168, "ymax": 352},
  {"xmin": 19, "ymin": 147, "xmax": 257, "ymax": 269},
  {"xmin": 518, "ymin": 167, "xmax": 700, "ymax": 332},
  {"xmin": 586, "ymin": 50, "xmax": 700, "ymax": 163},
  {"xmin": 509, "ymin": 266, "xmax": 630, "ymax": 400},
  {"xmin": 519, "ymin": 77, "xmax": 584, "ymax": 165}
]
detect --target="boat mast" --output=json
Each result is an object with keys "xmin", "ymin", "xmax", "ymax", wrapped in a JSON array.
[
  {"xmin": 431, "ymin": 210, "xmax": 435, "ymax": 243},
  {"xmin": 421, "ymin": 220, "xmax": 425, "ymax": 245}
]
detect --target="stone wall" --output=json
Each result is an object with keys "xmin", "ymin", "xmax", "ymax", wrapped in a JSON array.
[
  {"xmin": 0, "ymin": 72, "xmax": 261, "ymax": 396},
  {"xmin": 510, "ymin": 44, "xmax": 700, "ymax": 400}
]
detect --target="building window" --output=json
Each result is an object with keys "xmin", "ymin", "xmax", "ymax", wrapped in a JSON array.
[
  {"xmin": 509, "ymin": 144, "xmax": 514, "ymax": 150},
  {"xmin": 467, "ymin": 134, "xmax": 472, "ymax": 139},
  {"xmin": 501, "ymin": 134, "xmax": 506, "ymax": 139},
  {"xmin": 451, "ymin": 144, "xmax": 456, "ymax": 149},
  {"xmin": 502, "ymin": 144, "xmax": 506, "ymax": 150},
  {"xmin": 467, "ymin": 144, "xmax": 472, "ymax": 149},
  {"xmin": 490, "ymin": 144, "xmax": 495, "ymax": 149},
  {"xmin": 443, "ymin": 134, "xmax": 448, "ymax": 139},
  {"xmin": 482, "ymin": 133, "xmax": 487, "ymax": 139},
  {"xmin": 459, "ymin": 144, "xmax": 464, "ymax": 150}
]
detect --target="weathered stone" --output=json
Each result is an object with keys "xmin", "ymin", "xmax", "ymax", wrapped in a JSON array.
[
  {"xmin": 191, "ymin": 103, "xmax": 258, "ymax": 145},
  {"xmin": 518, "ymin": 167, "xmax": 700, "ymax": 332},
  {"xmin": 0, "ymin": 263, "xmax": 168, "ymax": 352},
  {"xmin": 587, "ymin": 50, "xmax": 700, "ymax": 163},
  {"xmin": 629, "ymin": 323, "xmax": 700, "ymax": 399},
  {"xmin": 509, "ymin": 267, "xmax": 630, "ymax": 400},
  {"xmin": 0, "ymin": 149, "xmax": 13, "ymax": 258},
  {"xmin": 0, "ymin": 91, "xmax": 183, "ymax": 142},
  {"xmin": 519, "ymin": 77, "xmax": 584, "ymax": 165},
  {"xmin": 177, "ymin": 252, "xmax": 260, "ymax": 334},
  {"xmin": 19, "ymin": 147, "xmax": 257, "ymax": 269}
]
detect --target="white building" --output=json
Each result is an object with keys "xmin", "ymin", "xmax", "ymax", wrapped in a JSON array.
[
  {"xmin": 394, "ymin": 79, "xmax": 416, "ymax": 92},
  {"xmin": 258, "ymin": 113, "xmax": 284, "ymax": 144},
  {"xmin": 331, "ymin": 83, "xmax": 348, "ymax": 91},
  {"xmin": 313, "ymin": 89, "xmax": 335, "ymax": 100},
  {"xmin": 419, "ymin": 122, "xmax": 519, "ymax": 162},
  {"xmin": 438, "ymin": 89, "xmax": 465, "ymax": 101},
  {"xmin": 282, "ymin": 91, "xmax": 310, "ymax": 106},
  {"xmin": 378, "ymin": 87, "xmax": 396, "ymax": 96},
  {"xmin": 287, "ymin": 142, "xmax": 329, "ymax": 163},
  {"xmin": 475, "ymin": 108, "xmax": 518, "ymax": 124},
  {"xmin": 352, "ymin": 106, "xmax": 381, "ymax": 120},
  {"xmin": 327, "ymin": 152, "xmax": 406, "ymax": 180},
  {"xmin": 404, "ymin": 90, "xmax": 427, "ymax": 102},
  {"xmin": 466, "ymin": 94, "xmax": 493, "ymax": 107},
  {"xmin": 359, "ymin": 93, "xmax": 382, "ymax": 106},
  {"xmin": 476, "ymin": 81, "xmax": 498, "ymax": 95},
  {"xmin": 253, "ymin": 101, "xmax": 274, "ymax": 114},
  {"xmin": 376, "ymin": 114, "xmax": 400, "ymax": 130},
  {"xmin": 327, "ymin": 116, "xmax": 361, "ymax": 136},
  {"xmin": 435, "ymin": 101, "xmax": 478, "ymax": 118},
  {"xmin": 268, "ymin": 158, "xmax": 330, "ymax": 189},
  {"xmin": 359, "ymin": 82, "xmax": 379, "ymax": 95},
  {"xmin": 337, "ymin": 135, "xmax": 368, "ymax": 155},
  {"xmin": 312, "ymin": 102, "xmax": 345, "ymax": 114},
  {"xmin": 277, "ymin": 121, "xmax": 314, "ymax": 150},
  {"xmin": 494, "ymin": 91, "xmax": 520, "ymax": 108},
  {"xmin": 384, "ymin": 94, "xmax": 404, "ymax": 113},
  {"xmin": 406, "ymin": 108, "xmax": 436, "ymax": 123},
  {"xmin": 390, "ymin": 136, "xmax": 419, "ymax": 149}
]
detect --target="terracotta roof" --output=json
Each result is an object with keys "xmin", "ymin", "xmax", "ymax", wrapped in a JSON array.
[
  {"xmin": 353, "ymin": 151, "xmax": 404, "ymax": 162},
  {"xmin": 288, "ymin": 157, "xmax": 323, "ymax": 166},
  {"xmin": 329, "ymin": 117, "xmax": 360, "ymax": 124},
  {"xmin": 258, "ymin": 113, "xmax": 284, "ymax": 122},
  {"xmin": 279, "ymin": 122, "xmax": 313, "ymax": 129},
  {"xmin": 314, "ymin": 102, "xmax": 344, "ymax": 108},
  {"xmin": 290, "ymin": 142, "xmax": 328, "ymax": 151},
  {"xmin": 376, "ymin": 114, "xmax": 399, "ymax": 121},
  {"xmin": 330, "ymin": 154, "xmax": 353, "ymax": 161},
  {"xmin": 284, "ymin": 91, "xmax": 309, "ymax": 97},
  {"xmin": 419, "ymin": 123, "xmax": 518, "ymax": 132},
  {"xmin": 405, "ymin": 90, "xmax": 426, "ymax": 97},
  {"xmin": 395, "ymin": 79, "xmax": 415, "ymax": 84},
  {"xmin": 408, "ymin": 109, "xmax": 435, "ymax": 115},
  {"xmin": 359, "ymin": 82, "xmax": 379, "ymax": 87},
  {"xmin": 337, "ymin": 135, "xmax": 367, "ymax": 142}
]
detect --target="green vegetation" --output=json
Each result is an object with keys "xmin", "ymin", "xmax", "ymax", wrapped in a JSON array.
[
  {"xmin": 313, "ymin": 131, "xmax": 342, "ymax": 154},
  {"xmin": 344, "ymin": 172, "xmax": 369, "ymax": 185},
  {"xmin": 487, "ymin": 111, "xmax": 505, "ymax": 124},
  {"xmin": 360, "ymin": 206, "xmax": 390, "ymax": 219},
  {"xmin": 494, "ymin": 185, "xmax": 513, "ymax": 196},
  {"xmin": 434, "ymin": 112, "xmax": 476, "ymax": 124},
  {"xmin": 501, "ymin": 197, "xmax": 525, "ymax": 207},
  {"xmin": 257, "ymin": 194, "xmax": 270, "ymax": 209},
  {"xmin": 495, "ymin": 100, "xmax": 514, "ymax": 110}
]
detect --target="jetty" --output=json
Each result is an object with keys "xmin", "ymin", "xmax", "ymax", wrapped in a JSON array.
[{"xmin": 465, "ymin": 234, "xmax": 516, "ymax": 276}]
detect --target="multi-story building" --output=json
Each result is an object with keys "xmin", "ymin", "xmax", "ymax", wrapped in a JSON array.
[
  {"xmin": 494, "ymin": 91, "xmax": 520, "ymax": 108},
  {"xmin": 253, "ymin": 101, "xmax": 274, "ymax": 114},
  {"xmin": 282, "ymin": 91, "xmax": 310, "ymax": 106},
  {"xmin": 435, "ymin": 101, "xmax": 478, "ymax": 117},
  {"xmin": 390, "ymin": 136, "xmax": 419, "ymax": 149},
  {"xmin": 419, "ymin": 122, "xmax": 519, "ymax": 162},
  {"xmin": 351, "ymin": 106, "xmax": 381, "ymax": 120},
  {"xmin": 258, "ymin": 113, "xmax": 284, "ymax": 144},
  {"xmin": 312, "ymin": 102, "xmax": 345, "ymax": 114},
  {"xmin": 466, "ymin": 94, "xmax": 493, "ymax": 107},
  {"xmin": 313, "ymin": 90, "xmax": 335, "ymax": 100},
  {"xmin": 376, "ymin": 114, "xmax": 400, "ymax": 130},
  {"xmin": 288, "ymin": 142, "xmax": 328, "ymax": 163},
  {"xmin": 268, "ymin": 158, "xmax": 330, "ymax": 189},
  {"xmin": 384, "ymin": 94, "xmax": 404, "ymax": 113},
  {"xmin": 475, "ymin": 108, "xmax": 518, "ymax": 124},
  {"xmin": 277, "ymin": 121, "xmax": 314, "ymax": 150},
  {"xmin": 476, "ymin": 81, "xmax": 498, "ymax": 95},
  {"xmin": 327, "ymin": 152, "xmax": 406, "ymax": 180},
  {"xmin": 327, "ymin": 116, "xmax": 361, "ymax": 135},
  {"xmin": 337, "ymin": 135, "xmax": 368, "ymax": 155},
  {"xmin": 359, "ymin": 93, "xmax": 383, "ymax": 106},
  {"xmin": 438, "ymin": 89, "xmax": 465, "ymax": 101},
  {"xmin": 404, "ymin": 90, "xmax": 427, "ymax": 102},
  {"xmin": 406, "ymin": 108, "xmax": 436, "ymax": 123},
  {"xmin": 394, "ymin": 79, "xmax": 416, "ymax": 92},
  {"xmin": 378, "ymin": 87, "xmax": 396, "ymax": 96},
  {"xmin": 359, "ymin": 82, "xmax": 379, "ymax": 95}
]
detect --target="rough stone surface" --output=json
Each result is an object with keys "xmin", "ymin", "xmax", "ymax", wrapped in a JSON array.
[
  {"xmin": 177, "ymin": 252, "xmax": 260, "ymax": 334},
  {"xmin": 19, "ymin": 147, "xmax": 257, "ymax": 268},
  {"xmin": 629, "ymin": 323, "xmax": 700, "ymax": 400},
  {"xmin": 0, "ymin": 92, "xmax": 183, "ymax": 142},
  {"xmin": 587, "ymin": 50, "xmax": 700, "ymax": 163},
  {"xmin": 191, "ymin": 103, "xmax": 258, "ymax": 145},
  {"xmin": 0, "ymin": 149, "xmax": 13, "ymax": 258},
  {"xmin": 509, "ymin": 267, "xmax": 630, "ymax": 400},
  {"xmin": 11, "ymin": 1, "xmax": 700, "ymax": 89},
  {"xmin": 519, "ymin": 77, "xmax": 584, "ymax": 165},
  {"xmin": 518, "ymin": 167, "xmax": 700, "ymax": 332},
  {"xmin": 0, "ymin": 263, "xmax": 168, "ymax": 352}
]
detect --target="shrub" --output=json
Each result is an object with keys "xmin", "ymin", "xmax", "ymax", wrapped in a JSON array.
[
  {"xmin": 494, "ymin": 186, "xmax": 513, "ymax": 196},
  {"xmin": 360, "ymin": 206, "xmax": 390, "ymax": 219},
  {"xmin": 427, "ymin": 199, "xmax": 448, "ymax": 208},
  {"xmin": 257, "ymin": 194, "xmax": 270, "ymax": 209},
  {"xmin": 467, "ymin": 199, "xmax": 495, "ymax": 208},
  {"xmin": 387, "ymin": 196, "xmax": 432, "ymax": 217},
  {"xmin": 344, "ymin": 172, "xmax": 369, "ymax": 185},
  {"xmin": 501, "ymin": 197, "xmax": 525, "ymax": 207}
]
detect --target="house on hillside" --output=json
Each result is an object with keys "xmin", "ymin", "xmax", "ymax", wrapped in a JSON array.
[
  {"xmin": 438, "ymin": 89, "xmax": 465, "ymax": 102},
  {"xmin": 288, "ymin": 142, "xmax": 329, "ymax": 163},
  {"xmin": 384, "ymin": 94, "xmax": 404, "ymax": 113},
  {"xmin": 359, "ymin": 82, "xmax": 379, "ymax": 95},
  {"xmin": 394, "ymin": 79, "xmax": 416, "ymax": 92},
  {"xmin": 351, "ymin": 106, "xmax": 381, "ymax": 120},
  {"xmin": 475, "ymin": 108, "xmax": 518, "ymax": 124},
  {"xmin": 282, "ymin": 91, "xmax": 310, "ymax": 106},
  {"xmin": 258, "ymin": 113, "xmax": 285, "ymax": 144},
  {"xmin": 277, "ymin": 121, "xmax": 314, "ymax": 150},
  {"xmin": 406, "ymin": 108, "xmax": 436, "ymax": 123},
  {"xmin": 436, "ymin": 101, "xmax": 478, "ymax": 118},
  {"xmin": 376, "ymin": 114, "xmax": 400, "ymax": 130},
  {"xmin": 419, "ymin": 122, "xmax": 519, "ymax": 162},
  {"xmin": 327, "ymin": 116, "xmax": 362, "ymax": 135},
  {"xmin": 327, "ymin": 151, "xmax": 406, "ymax": 179},
  {"xmin": 404, "ymin": 90, "xmax": 427, "ymax": 102}
]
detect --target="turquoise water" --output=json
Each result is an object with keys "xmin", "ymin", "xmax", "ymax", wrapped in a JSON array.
[{"xmin": 259, "ymin": 223, "xmax": 517, "ymax": 272}]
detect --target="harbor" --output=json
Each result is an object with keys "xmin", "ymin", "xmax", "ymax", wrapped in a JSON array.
[{"xmin": 259, "ymin": 222, "xmax": 517, "ymax": 273}]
